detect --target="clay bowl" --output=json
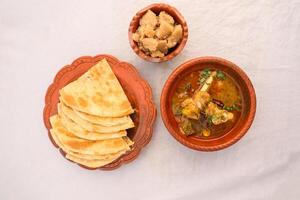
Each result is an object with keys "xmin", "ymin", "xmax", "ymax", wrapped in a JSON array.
[
  {"xmin": 43, "ymin": 54, "xmax": 156, "ymax": 170},
  {"xmin": 128, "ymin": 3, "xmax": 188, "ymax": 62},
  {"xmin": 160, "ymin": 57, "xmax": 256, "ymax": 151}
]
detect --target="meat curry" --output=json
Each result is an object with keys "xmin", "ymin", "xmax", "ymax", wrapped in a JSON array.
[{"xmin": 171, "ymin": 68, "xmax": 242, "ymax": 138}]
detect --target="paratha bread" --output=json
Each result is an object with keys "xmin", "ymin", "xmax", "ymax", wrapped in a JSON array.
[
  {"xmin": 57, "ymin": 105, "xmax": 126, "ymax": 140},
  {"xmin": 59, "ymin": 102, "xmax": 134, "ymax": 133},
  {"xmin": 50, "ymin": 129, "xmax": 127, "ymax": 161},
  {"xmin": 59, "ymin": 59, "xmax": 134, "ymax": 117},
  {"xmin": 50, "ymin": 115, "xmax": 132, "ymax": 155},
  {"xmin": 73, "ymin": 108, "xmax": 133, "ymax": 127},
  {"xmin": 66, "ymin": 154, "xmax": 119, "ymax": 168}
]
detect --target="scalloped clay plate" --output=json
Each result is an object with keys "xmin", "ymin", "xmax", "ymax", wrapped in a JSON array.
[
  {"xmin": 161, "ymin": 57, "xmax": 256, "ymax": 151},
  {"xmin": 43, "ymin": 54, "xmax": 156, "ymax": 170}
]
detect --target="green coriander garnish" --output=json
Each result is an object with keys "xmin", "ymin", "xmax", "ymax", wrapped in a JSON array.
[
  {"xmin": 216, "ymin": 70, "xmax": 226, "ymax": 80},
  {"xmin": 232, "ymin": 104, "xmax": 241, "ymax": 111},
  {"xmin": 207, "ymin": 115, "xmax": 213, "ymax": 125},
  {"xmin": 223, "ymin": 103, "xmax": 241, "ymax": 111},
  {"xmin": 223, "ymin": 105, "xmax": 232, "ymax": 111},
  {"xmin": 198, "ymin": 68, "xmax": 211, "ymax": 85}
]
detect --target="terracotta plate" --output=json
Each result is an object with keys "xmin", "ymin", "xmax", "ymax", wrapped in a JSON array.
[
  {"xmin": 161, "ymin": 57, "xmax": 256, "ymax": 151},
  {"xmin": 43, "ymin": 55, "xmax": 156, "ymax": 170}
]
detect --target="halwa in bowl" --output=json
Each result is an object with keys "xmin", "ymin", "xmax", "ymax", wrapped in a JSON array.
[{"xmin": 129, "ymin": 3, "xmax": 188, "ymax": 62}]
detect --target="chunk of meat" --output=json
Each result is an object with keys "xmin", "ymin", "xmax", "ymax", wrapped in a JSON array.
[
  {"xmin": 181, "ymin": 98, "xmax": 200, "ymax": 120},
  {"xmin": 205, "ymin": 102, "xmax": 234, "ymax": 125},
  {"xmin": 139, "ymin": 10, "xmax": 158, "ymax": 27},
  {"xmin": 181, "ymin": 91, "xmax": 210, "ymax": 119},
  {"xmin": 193, "ymin": 91, "xmax": 211, "ymax": 110}
]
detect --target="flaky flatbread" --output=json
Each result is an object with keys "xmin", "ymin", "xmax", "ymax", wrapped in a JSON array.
[
  {"xmin": 50, "ymin": 115, "xmax": 132, "ymax": 155},
  {"xmin": 57, "ymin": 105, "xmax": 126, "ymax": 140},
  {"xmin": 50, "ymin": 129, "xmax": 127, "ymax": 161},
  {"xmin": 65, "ymin": 154, "xmax": 119, "ymax": 168},
  {"xmin": 59, "ymin": 102, "xmax": 134, "ymax": 133},
  {"xmin": 73, "ymin": 109, "xmax": 133, "ymax": 127},
  {"xmin": 59, "ymin": 59, "xmax": 134, "ymax": 117}
]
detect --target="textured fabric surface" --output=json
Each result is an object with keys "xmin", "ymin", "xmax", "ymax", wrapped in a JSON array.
[{"xmin": 0, "ymin": 0, "xmax": 300, "ymax": 199}]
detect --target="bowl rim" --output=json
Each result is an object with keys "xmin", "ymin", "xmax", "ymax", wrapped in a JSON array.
[
  {"xmin": 160, "ymin": 56, "xmax": 256, "ymax": 151},
  {"xmin": 128, "ymin": 3, "xmax": 188, "ymax": 63},
  {"xmin": 43, "ymin": 54, "xmax": 157, "ymax": 170}
]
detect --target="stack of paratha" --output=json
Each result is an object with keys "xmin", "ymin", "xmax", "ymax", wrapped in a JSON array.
[{"xmin": 50, "ymin": 59, "xmax": 135, "ymax": 168}]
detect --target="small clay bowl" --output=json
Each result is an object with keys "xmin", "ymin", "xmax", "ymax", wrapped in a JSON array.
[
  {"xmin": 128, "ymin": 3, "xmax": 188, "ymax": 62},
  {"xmin": 160, "ymin": 57, "xmax": 256, "ymax": 151},
  {"xmin": 43, "ymin": 54, "xmax": 156, "ymax": 170}
]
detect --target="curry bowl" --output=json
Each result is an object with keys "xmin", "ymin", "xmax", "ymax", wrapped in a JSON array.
[
  {"xmin": 128, "ymin": 3, "xmax": 188, "ymax": 62},
  {"xmin": 160, "ymin": 57, "xmax": 256, "ymax": 151}
]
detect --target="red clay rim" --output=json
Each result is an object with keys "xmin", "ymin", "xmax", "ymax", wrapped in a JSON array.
[
  {"xmin": 43, "ymin": 54, "xmax": 156, "ymax": 170},
  {"xmin": 128, "ymin": 3, "xmax": 188, "ymax": 63},
  {"xmin": 160, "ymin": 56, "xmax": 256, "ymax": 151}
]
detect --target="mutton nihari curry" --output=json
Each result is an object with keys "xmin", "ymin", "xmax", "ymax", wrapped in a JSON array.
[{"xmin": 172, "ymin": 68, "xmax": 242, "ymax": 138}]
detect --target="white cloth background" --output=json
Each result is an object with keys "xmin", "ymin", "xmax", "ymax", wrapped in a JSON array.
[{"xmin": 1, "ymin": 0, "xmax": 300, "ymax": 199}]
